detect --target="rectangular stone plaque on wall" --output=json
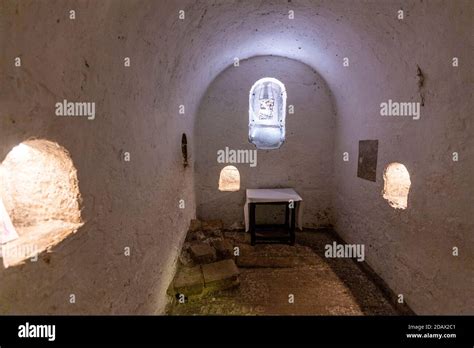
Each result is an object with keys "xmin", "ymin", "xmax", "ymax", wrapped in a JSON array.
[{"xmin": 357, "ymin": 140, "xmax": 378, "ymax": 182}]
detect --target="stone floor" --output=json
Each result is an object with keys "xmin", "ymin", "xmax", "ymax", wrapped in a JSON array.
[{"xmin": 167, "ymin": 227, "xmax": 402, "ymax": 315}]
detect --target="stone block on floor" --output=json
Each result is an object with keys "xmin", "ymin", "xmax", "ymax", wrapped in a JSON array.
[
  {"xmin": 202, "ymin": 259, "xmax": 240, "ymax": 292},
  {"xmin": 189, "ymin": 243, "xmax": 217, "ymax": 264},
  {"xmin": 212, "ymin": 239, "xmax": 234, "ymax": 260},
  {"xmin": 173, "ymin": 265, "xmax": 204, "ymax": 296}
]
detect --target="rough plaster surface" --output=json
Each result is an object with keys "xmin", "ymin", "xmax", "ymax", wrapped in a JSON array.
[
  {"xmin": 0, "ymin": 0, "xmax": 196, "ymax": 314},
  {"xmin": 0, "ymin": 139, "xmax": 82, "ymax": 227},
  {"xmin": 196, "ymin": 56, "xmax": 335, "ymax": 228},
  {"xmin": 0, "ymin": 0, "xmax": 472, "ymax": 314},
  {"xmin": 0, "ymin": 139, "xmax": 83, "ymax": 267}
]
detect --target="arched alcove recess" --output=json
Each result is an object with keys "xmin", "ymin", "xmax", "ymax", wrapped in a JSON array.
[
  {"xmin": 0, "ymin": 139, "xmax": 83, "ymax": 267},
  {"xmin": 382, "ymin": 163, "xmax": 411, "ymax": 210},
  {"xmin": 196, "ymin": 55, "xmax": 336, "ymax": 226},
  {"xmin": 218, "ymin": 166, "xmax": 240, "ymax": 192}
]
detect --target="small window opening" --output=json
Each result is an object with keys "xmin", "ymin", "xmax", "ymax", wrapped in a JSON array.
[
  {"xmin": 218, "ymin": 166, "xmax": 240, "ymax": 192},
  {"xmin": 0, "ymin": 139, "xmax": 83, "ymax": 267},
  {"xmin": 249, "ymin": 77, "xmax": 287, "ymax": 150},
  {"xmin": 383, "ymin": 162, "xmax": 411, "ymax": 210}
]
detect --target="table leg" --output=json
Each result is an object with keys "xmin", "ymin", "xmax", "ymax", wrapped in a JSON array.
[
  {"xmin": 249, "ymin": 203, "xmax": 256, "ymax": 246},
  {"xmin": 285, "ymin": 203, "xmax": 290, "ymax": 229},
  {"xmin": 289, "ymin": 202, "xmax": 296, "ymax": 245}
]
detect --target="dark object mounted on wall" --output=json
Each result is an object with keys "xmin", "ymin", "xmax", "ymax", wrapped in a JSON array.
[
  {"xmin": 357, "ymin": 140, "xmax": 378, "ymax": 182},
  {"xmin": 181, "ymin": 133, "xmax": 188, "ymax": 168}
]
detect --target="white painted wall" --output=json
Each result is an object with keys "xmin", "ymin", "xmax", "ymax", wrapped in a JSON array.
[
  {"xmin": 330, "ymin": 5, "xmax": 474, "ymax": 314},
  {"xmin": 0, "ymin": 0, "xmax": 195, "ymax": 314},
  {"xmin": 195, "ymin": 56, "xmax": 336, "ymax": 228}
]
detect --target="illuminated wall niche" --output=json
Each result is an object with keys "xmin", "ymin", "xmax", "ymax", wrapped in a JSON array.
[
  {"xmin": 218, "ymin": 166, "xmax": 240, "ymax": 192},
  {"xmin": 248, "ymin": 77, "xmax": 287, "ymax": 150},
  {"xmin": 0, "ymin": 139, "xmax": 83, "ymax": 267},
  {"xmin": 382, "ymin": 162, "xmax": 411, "ymax": 210}
]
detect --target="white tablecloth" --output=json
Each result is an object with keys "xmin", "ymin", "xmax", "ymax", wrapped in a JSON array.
[{"xmin": 244, "ymin": 188, "xmax": 303, "ymax": 231}]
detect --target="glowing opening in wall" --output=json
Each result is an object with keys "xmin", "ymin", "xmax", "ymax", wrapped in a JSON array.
[
  {"xmin": 9, "ymin": 143, "xmax": 30, "ymax": 160},
  {"xmin": 0, "ymin": 139, "xmax": 83, "ymax": 267},
  {"xmin": 249, "ymin": 77, "xmax": 287, "ymax": 150},
  {"xmin": 383, "ymin": 163, "xmax": 411, "ymax": 210},
  {"xmin": 218, "ymin": 166, "xmax": 240, "ymax": 192}
]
